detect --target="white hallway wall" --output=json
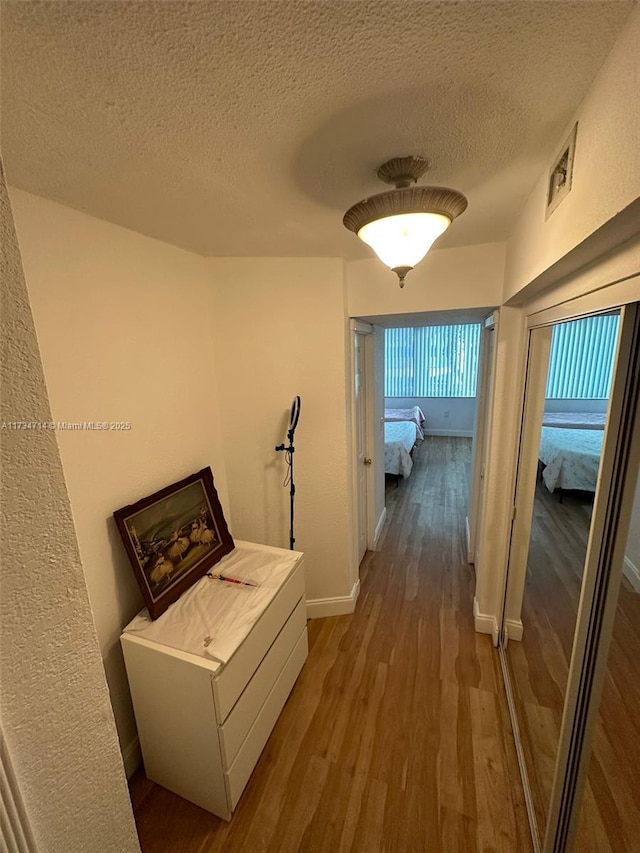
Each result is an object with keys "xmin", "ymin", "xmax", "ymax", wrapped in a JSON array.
[
  {"xmin": 11, "ymin": 189, "xmax": 230, "ymax": 769},
  {"xmin": 476, "ymin": 6, "xmax": 640, "ymax": 630},
  {"xmin": 208, "ymin": 257, "xmax": 355, "ymax": 610},
  {"xmin": 504, "ymin": 4, "xmax": 640, "ymax": 300},
  {"xmin": 1, "ymin": 169, "xmax": 139, "ymax": 850},
  {"xmin": 346, "ymin": 241, "xmax": 505, "ymax": 320}
]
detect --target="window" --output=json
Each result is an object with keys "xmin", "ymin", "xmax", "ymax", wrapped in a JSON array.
[
  {"xmin": 385, "ymin": 324, "xmax": 481, "ymax": 397},
  {"xmin": 546, "ymin": 314, "xmax": 620, "ymax": 399}
]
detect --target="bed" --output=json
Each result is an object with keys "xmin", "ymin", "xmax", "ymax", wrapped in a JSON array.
[
  {"xmin": 384, "ymin": 421, "xmax": 420, "ymax": 479},
  {"xmin": 542, "ymin": 412, "xmax": 606, "ymax": 430},
  {"xmin": 384, "ymin": 406, "xmax": 426, "ymax": 440},
  {"xmin": 538, "ymin": 426, "xmax": 604, "ymax": 495}
]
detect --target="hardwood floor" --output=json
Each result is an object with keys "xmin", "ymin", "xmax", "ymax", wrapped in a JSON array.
[
  {"xmin": 506, "ymin": 480, "xmax": 640, "ymax": 851},
  {"xmin": 130, "ymin": 437, "xmax": 531, "ymax": 852}
]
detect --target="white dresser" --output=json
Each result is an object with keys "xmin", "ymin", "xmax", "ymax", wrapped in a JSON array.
[{"xmin": 121, "ymin": 540, "xmax": 307, "ymax": 820}]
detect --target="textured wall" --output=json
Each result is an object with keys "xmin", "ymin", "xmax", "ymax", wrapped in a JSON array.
[
  {"xmin": 473, "ymin": 7, "xmax": 640, "ymax": 629},
  {"xmin": 0, "ymin": 166, "xmax": 139, "ymax": 850},
  {"xmin": 504, "ymin": 6, "xmax": 640, "ymax": 299},
  {"xmin": 209, "ymin": 257, "xmax": 354, "ymax": 604},
  {"xmin": 346, "ymin": 242, "xmax": 505, "ymax": 320},
  {"xmin": 10, "ymin": 189, "xmax": 229, "ymax": 768}
]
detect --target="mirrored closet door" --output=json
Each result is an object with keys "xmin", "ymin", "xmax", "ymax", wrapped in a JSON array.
[
  {"xmin": 573, "ymin": 456, "xmax": 640, "ymax": 851},
  {"xmin": 499, "ymin": 304, "xmax": 640, "ymax": 851}
]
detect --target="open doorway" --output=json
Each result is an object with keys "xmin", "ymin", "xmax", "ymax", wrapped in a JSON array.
[{"xmin": 351, "ymin": 307, "xmax": 497, "ymax": 581}]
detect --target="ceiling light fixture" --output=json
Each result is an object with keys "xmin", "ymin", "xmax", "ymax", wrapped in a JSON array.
[{"xmin": 343, "ymin": 156, "xmax": 468, "ymax": 288}]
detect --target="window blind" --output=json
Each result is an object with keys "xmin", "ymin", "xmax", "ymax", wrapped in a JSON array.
[
  {"xmin": 385, "ymin": 324, "xmax": 481, "ymax": 397},
  {"xmin": 546, "ymin": 314, "xmax": 619, "ymax": 399}
]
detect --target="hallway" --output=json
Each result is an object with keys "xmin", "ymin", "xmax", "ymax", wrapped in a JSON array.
[{"xmin": 130, "ymin": 437, "xmax": 531, "ymax": 852}]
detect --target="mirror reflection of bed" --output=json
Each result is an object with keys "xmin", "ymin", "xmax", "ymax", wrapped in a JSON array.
[{"xmin": 537, "ymin": 413, "xmax": 605, "ymax": 503}]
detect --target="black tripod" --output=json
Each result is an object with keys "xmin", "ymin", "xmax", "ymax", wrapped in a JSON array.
[{"xmin": 275, "ymin": 396, "xmax": 300, "ymax": 550}]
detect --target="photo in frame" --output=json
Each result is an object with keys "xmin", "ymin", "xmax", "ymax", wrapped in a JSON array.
[{"xmin": 114, "ymin": 467, "xmax": 234, "ymax": 620}]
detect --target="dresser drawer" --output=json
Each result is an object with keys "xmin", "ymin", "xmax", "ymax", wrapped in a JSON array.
[
  {"xmin": 212, "ymin": 559, "xmax": 305, "ymax": 723},
  {"xmin": 218, "ymin": 596, "xmax": 306, "ymax": 766},
  {"xmin": 224, "ymin": 627, "xmax": 308, "ymax": 810}
]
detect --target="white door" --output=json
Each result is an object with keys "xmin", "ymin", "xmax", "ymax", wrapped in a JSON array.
[
  {"xmin": 468, "ymin": 313, "xmax": 497, "ymax": 565},
  {"xmin": 354, "ymin": 331, "xmax": 368, "ymax": 563}
]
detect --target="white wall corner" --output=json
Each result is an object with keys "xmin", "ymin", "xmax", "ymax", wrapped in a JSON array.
[
  {"xmin": 306, "ymin": 579, "xmax": 360, "ymax": 619},
  {"xmin": 465, "ymin": 515, "xmax": 472, "ymax": 564},
  {"xmin": 473, "ymin": 597, "xmax": 500, "ymax": 646},
  {"xmin": 623, "ymin": 556, "xmax": 640, "ymax": 594},
  {"xmin": 122, "ymin": 737, "xmax": 142, "ymax": 780},
  {"xmin": 373, "ymin": 507, "xmax": 387, "ymax": 550}
]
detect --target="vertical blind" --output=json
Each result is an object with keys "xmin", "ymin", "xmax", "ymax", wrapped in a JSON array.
[
  {"xmin": 546, "ymin": 314, "xmax": 620, "ymax": 399},
  {"xmin": 385, "ymin": 324, "xmax": 481, "ymax": 397}
]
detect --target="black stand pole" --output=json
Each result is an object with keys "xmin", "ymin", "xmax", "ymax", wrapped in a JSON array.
[{"xmin": 275, "ymin": 425, "xmax": 296, "ymax": 550}]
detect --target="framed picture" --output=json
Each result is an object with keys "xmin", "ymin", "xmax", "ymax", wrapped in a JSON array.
[{"xmin": 114, "ymin": 467, "xmax": 234, "ymax": 620}]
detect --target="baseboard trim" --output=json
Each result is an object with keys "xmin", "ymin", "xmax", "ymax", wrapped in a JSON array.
[
  {"xmin": 373, "ymin": 507, "xmax": 387, "ymax": 550},
  {"xmin": 307, "ymin": 579, "xmax": 360, "ymax": 619},
  {"xmin": 505, "ymin": 618, "xmax": 524, "ymax": 642},
  {"xmin": 473, "ymin": 597, "xmax": 499, "ymax": 646},
  {"xmin": 123, "ymin": 736, "xmax": 142, "ymax": 779},
  {"xmin": 623, "ymin": 556, "xmax": 640, "ymax": 593},
  {"xmin": 425, "ymin": 429, "xmax": 474, "ymax": 438}
]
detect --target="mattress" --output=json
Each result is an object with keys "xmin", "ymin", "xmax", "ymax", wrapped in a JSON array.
[
  {"xmin": 539, "ymin": 426, "xmax": 603, "ymax": 493},
  {"xmin": 384, "ymin": 421, "xmax": 419, "ymax": 478},
  {"xmin": 542, "ymin": 411, "xmax": 606, "ymax": 430},
  {"xmin": 384, "ymin": 406, "xmax": 426, "ymax": 439}
]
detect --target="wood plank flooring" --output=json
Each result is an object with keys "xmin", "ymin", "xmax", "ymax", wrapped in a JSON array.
[
  {"xmin": 130, "ymin": 437, "xmax": 531, "ymax": 852},
  {"xmin": 506, "ymin": 481, "xmax": 640, "ymax": 851}
]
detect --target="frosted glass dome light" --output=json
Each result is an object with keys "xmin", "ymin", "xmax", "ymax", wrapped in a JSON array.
[
  {"xmin": 343, "ymin": 156, "xmax": 468, "ymax": 288},
  {"xmin": 358, "ymin": 212, "xmax": 451, "ymax": 270}
]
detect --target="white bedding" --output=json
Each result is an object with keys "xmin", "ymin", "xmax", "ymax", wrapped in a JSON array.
[
  {"xmin": 384, "ymin": 406, "xmax": 426, "ymax": 439},
  {"xmin": 384, "ymin": 421, "xmax": 419, "ymax": 478},
  {"xmin": 539, "ymin": 426, "xmax": 603, "ymax": 493},
  {"xmin": 123, "ymin": 545, "xmax": 300, "ymax": 666},
  {"xmin": 542, "ymin": 412, "xmax": 606, "ymax": 430}
]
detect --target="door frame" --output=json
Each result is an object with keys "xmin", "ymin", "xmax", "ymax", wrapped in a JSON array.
[
  {"xmin": 468, "ymin": 312, "xmax": 497, "ymax": 564},
  {"xmin": 349, "ymin": 320, "xmax": 376, "ymax": 582},
  {"xmin": 501, "ymin": 322, "xmax": 553, "ymax": 645}
]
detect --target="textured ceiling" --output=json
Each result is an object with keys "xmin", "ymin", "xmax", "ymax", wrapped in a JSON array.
[{"xmin": 1, "ymin": 1, "xmax": 636, "ymax": 259}]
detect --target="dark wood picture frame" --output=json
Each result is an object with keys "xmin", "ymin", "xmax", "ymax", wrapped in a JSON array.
[{"xmin": 114, "ymin": 467, "xmax": 234, "ymax": 620}]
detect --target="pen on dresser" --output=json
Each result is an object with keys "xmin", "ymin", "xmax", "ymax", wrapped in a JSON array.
[{"xmin": 206, "ymin": 572, "xmax": 259, "ymax": 588}]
